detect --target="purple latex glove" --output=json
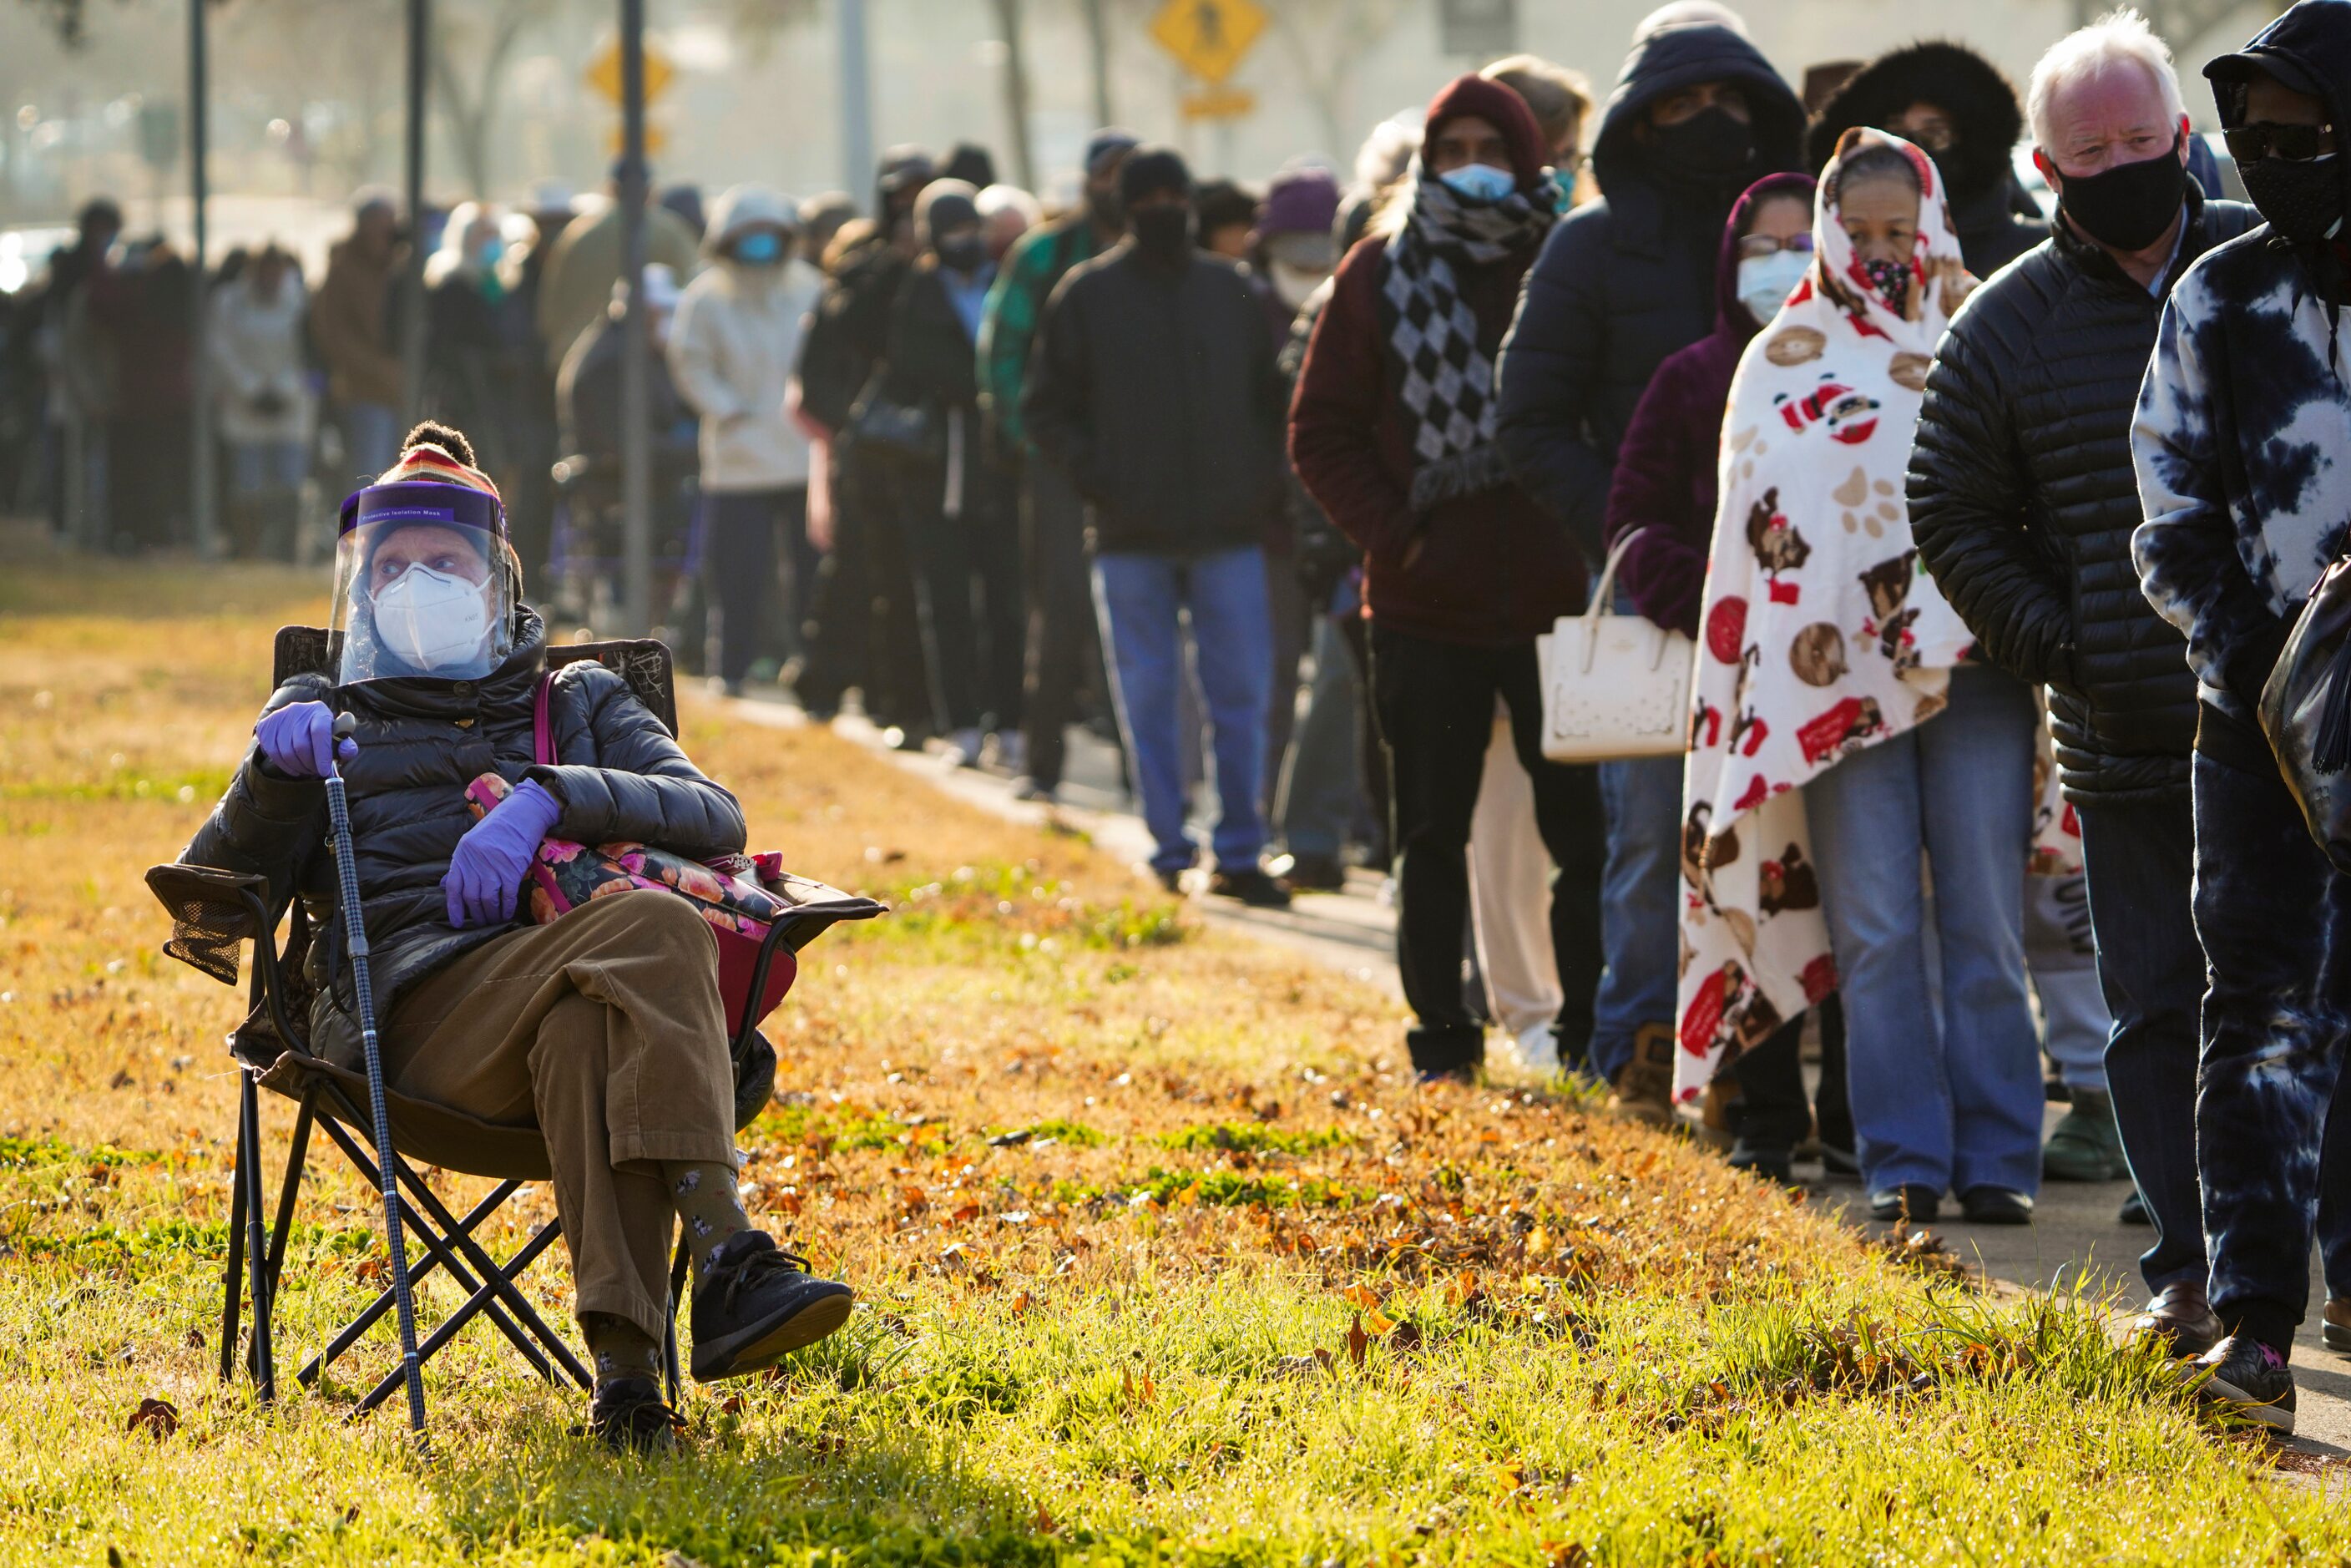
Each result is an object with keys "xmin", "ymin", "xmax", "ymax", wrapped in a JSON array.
[
  {"xmin": 441, "ymin": 779, "xmax": 564, "ymax": 928},
  {"xmin": 254, "ymin": 701, "xmax": 356, "ymax": 779}
]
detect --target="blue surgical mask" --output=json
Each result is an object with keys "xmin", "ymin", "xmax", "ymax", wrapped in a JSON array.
[
  {"xmin": 1736, "ymin": 250, "xmax": 1811, "ymax": 327},
  {"xmin": 1438, "ymin": 163, "xmax": 1518, "ymax": 205},
  {"xmin": 733, "ymin": 230, "xmax": 784, "ymax": 265}
]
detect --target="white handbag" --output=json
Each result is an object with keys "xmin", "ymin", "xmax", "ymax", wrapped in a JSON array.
[{"xmin": 1538, "ymin": 528, "xmax": 1696, "ymax": 763}]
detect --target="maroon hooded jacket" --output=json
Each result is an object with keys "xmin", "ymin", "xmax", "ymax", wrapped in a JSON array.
[
  {"xmin": 1289, "ymin": 74, "xmax": 1585, "ymax": 648},
  {"xmin": 1601, "ymin": 172, "xmax": 1817, "ymax": 637}
]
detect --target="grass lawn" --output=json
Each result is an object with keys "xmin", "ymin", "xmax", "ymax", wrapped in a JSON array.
[{"xmin": 0, "ymin": 549, "xmax": 2341, "ymax": 1565}]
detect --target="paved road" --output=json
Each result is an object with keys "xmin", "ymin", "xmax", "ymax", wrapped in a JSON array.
[{"xmin": 726, "ymin": 695, "xmax": 2348, "ymax": 1470}]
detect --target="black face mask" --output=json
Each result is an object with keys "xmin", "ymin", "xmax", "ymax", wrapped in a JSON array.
[
  {"xmin": 1650, "ymin": 105, "xmax": 1756, "ymax": 186},
  {"xmin": 1130, "ymin": 205, "xmax": 1193, "ymax": 263},
  {"xmin": 2241, "ymin": 153, "xmax": 2345, "ymax": 245},
  {"xmin": 936, "ymin": 235, "xmax": 988, "ymax": 274},
  {"xmin": 2060, "ymin": 137, "xmax": 2187, "ymax": 252}
]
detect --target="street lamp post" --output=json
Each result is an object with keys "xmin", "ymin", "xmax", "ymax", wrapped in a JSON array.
[
  {"xmin": 401, "ymin": 0, "xmax": 430, "ymax": 433},
  {"xmin": 839, "ymin": 0, "xmax": 874, "ymax": 204}
]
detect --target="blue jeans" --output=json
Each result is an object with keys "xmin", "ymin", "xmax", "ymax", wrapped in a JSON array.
[
  {"xmin": 1595, "ymin": 751, "xmax": 1683, "ymax": 1083},
  {"xmin": 1092, "ymin": 547, "xmax": 1272, "ymax": 874},
  {"xmin": 340, "ymin": 401, "xmax": 400, "ymax": 481},
  {"xmin": 2075, "ymin": 791, "xmax": 2208, "ymax": 1294},
  {"xmin": 1807, "ymin": 664, "xmax": 2044, "ymax": 1198}
]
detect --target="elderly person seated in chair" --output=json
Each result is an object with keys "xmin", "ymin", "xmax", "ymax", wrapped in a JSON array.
[{"xmin": 178, "ymin": 420, "xmax": 848, "ymax": 1449}]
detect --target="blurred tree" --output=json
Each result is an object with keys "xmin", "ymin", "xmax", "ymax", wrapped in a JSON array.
[
  {"xmin": 427, "ymin": 0, "xmax": 562, "ymax": 195},
  {"xmin": 1272, "ymin": 0, "xmax": 1411, "ymax": 156}
]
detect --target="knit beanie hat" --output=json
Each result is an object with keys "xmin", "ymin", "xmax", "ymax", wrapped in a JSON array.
[
  {"xmin": 377, "ymin": 421, "xmax": 503, "ymax": 504},
  {"xmin": 1261, "ymin": 166, "xmax": 1342, "ymax": 238},
  {"xmin": 916, "ymin": 180, "xmax": 983, "ymax": 248}
]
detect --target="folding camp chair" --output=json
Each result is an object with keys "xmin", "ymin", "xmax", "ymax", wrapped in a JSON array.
[{"xmin": 146, "ymin": 626, "xmax": 883, "ymax": 1429}]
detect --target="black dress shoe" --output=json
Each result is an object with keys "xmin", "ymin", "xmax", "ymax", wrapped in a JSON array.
[
  {"xmin": 2119, "ymin": 1188, "xmax": 2151, "ymax": 1226},
  {"xmin": 1729, "ymin": 1137, "xmax": 1797, "ymax": 1187},
  {"xmin": 1959, "ymin": 1186, "xmax": 2035, "ymax": 1225},
  {"xmin": 2131, "ymin": 1281, "xmax": 2225, "ymax": 1358},
  {"xmin": 1868, "ymin": 1185, "xmax": 1939, "ymax": 1223}
]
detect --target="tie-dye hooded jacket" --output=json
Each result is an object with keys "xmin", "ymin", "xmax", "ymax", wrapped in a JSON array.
[{"xmin": 2131, "ymin": 1, "xmax": 2351, "ymax": 723}]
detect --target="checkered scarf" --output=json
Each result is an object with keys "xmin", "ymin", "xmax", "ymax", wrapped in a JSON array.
[{"xmin": 1378, "ymin": 168, "xmax": 1554, "ymax": 471}]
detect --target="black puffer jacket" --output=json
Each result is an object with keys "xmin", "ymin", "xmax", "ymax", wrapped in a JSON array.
[
  {"xmin": 1906, "ymin": 187, "xmax": 2257, "ymax": 802},
  {"xmin": 180, "ymin": 609, "xmax": 745, "ymax": 1042},
  {"xmin": 1495, "ymin": 18, "xmax": 1804, "ymax": 557}
]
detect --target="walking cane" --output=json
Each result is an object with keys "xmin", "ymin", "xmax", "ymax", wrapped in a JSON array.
[{"xmin": 326, "ymin": 711, "xmax": 427, "ymax": 1434}]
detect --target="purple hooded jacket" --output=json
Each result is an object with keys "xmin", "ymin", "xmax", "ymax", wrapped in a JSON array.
[{"xmin": 1601, "ymin": 172, "xmax": 1817, "ymax": 637}]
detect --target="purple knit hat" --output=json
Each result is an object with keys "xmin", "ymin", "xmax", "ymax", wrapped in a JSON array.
[{"xmin": 1259, "ymin": 166, "xmax": 1341, "ymax": 239}]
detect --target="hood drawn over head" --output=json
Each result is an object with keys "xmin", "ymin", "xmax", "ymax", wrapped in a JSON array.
[
  {"xmin": 1804, "ymin": 42, "xmax": 2023, "ymax": 205},
  {"xmin": 1590, "ymin": 14, "xmax": 1805, "ymax": 229},
  {"xmin": 2207, "ymin": 0, "xmax": 2351, "ymax": 237},
  {"xmin": 1804, "ymin": 127, "xmax": 1969, "ymax": 355},
  {"xmin": 705, "ymin": 183, "xmax": 801, "ymax": 257}
]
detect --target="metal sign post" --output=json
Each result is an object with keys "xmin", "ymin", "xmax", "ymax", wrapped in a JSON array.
[
  {"xmin": 401, "ymin": 0, "xmax": 430, "ymax": 433},
  {"xmin": 838, "ymin": 0, "xmax": 874, "ymax": 206},
  {"xmin": 187, "ymin": 0, "xmax": 218, "ymax": 558},
  {"xmin": 618, "ymin": 0, "xmax": 652, "ymax": 639}
]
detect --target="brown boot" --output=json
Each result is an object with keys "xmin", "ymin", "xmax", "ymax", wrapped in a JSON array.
[
  {"xmin": 2325, "ymin": 1297, "xmax": 2351, "ymax": 1355},
  {"xmin": 1607, "ymin": 1022, "xmax": 1677, "ymax": 1128},
  {"xmin": 2130, "ymin": 1281, "xmax": 2224, "ymax": 1359}
]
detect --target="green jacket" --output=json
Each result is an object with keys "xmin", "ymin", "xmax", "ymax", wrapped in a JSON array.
[{"xmin": 977, "ymin": 216, "xmax": 1100, "ymax": 457}]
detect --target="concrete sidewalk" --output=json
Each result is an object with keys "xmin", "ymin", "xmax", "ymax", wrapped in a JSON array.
[{"xmin": 724, "ymin": 694, "xmax": 2348, "ymax": 1469}]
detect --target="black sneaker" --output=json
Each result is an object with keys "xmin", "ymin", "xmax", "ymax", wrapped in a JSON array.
[
  {"xmin": 1959, "ymin": 1186, "xmax": 2035, "ymax": 1226},
  {"xmin": 589, "ymin": 1376, "xmax": 685, "ymax": 1454},
  {"xmin": 1868, "ymin": 1185, "xmax": 1939, "ymax": 1223},
  {"xmin": 2184, "ymin": 1334, "xmax": 2296, "ymax": 1434},
  {"xmin": 1209, "ymin": 867, "xmax": 1292, "ymax": 908},
  {"xmin": 2119, "ymin": 1188, "xmax": 2151, "ymax": 1226},
  {"xmin": 690, "ymin": 1232, "xmax": 855, "ymax": 1383}
]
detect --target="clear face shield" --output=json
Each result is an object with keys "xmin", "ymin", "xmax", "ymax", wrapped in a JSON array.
[{"xmin": 329, "ymin": 482, "xmax": 516, "ymax": 685}]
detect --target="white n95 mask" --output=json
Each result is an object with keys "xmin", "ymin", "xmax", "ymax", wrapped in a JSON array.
[{"xmin": 371, "ymin": 564, "xmax": 492, "ymax": 673}]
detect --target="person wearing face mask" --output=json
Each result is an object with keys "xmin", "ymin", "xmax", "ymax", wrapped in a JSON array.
[
  {"xmin": 1482, "ymin": 53, "xmax": 1595, "ymax": 212},
  {"xmin": 1494, "ymin": 5, "xmax": 1802, "ymax": 1120},
  {"xmin": 1681, "ymin": 131, "xmax": 2050, "ymax": 1235},
  {"xmin": 668, "ymin": 185, "xmax": 823, "ymax": 698},
  {"xmin": 1292, "ymin": 75, "xmax": 1596, "ymax": 1079},
  {"xmin": 1909, "ymin": 14, "xmax": 2258, "ymax": 1357},
  {"xmin": 862, "ymin": 180, "xmax": 1024, "ymax": 766},
  {"xmin": 210, "ymin": 243, "xmax": 313, "ymax": 560},
  {"xmin": 2131, "ymin": 0, "xmax": 2351, "ymax": 1432},
  {"xmin": 1805, "ymin": 43, "xmax": 2048, "ymax": 279},
  {"xmin": 1602, "ymin": 172, "xmax": 1850, "ymax": 1176},
  {"xmin": 1026, "ymin": 146, "xmax": 1292, "ymax": 908},
  {"xmin": 422, "ymin": 203, "xmax": 531, "ymax": 490},
  {"xmin": 977, "ymin": 129, "xmax": 1137, "ymax": 798},
  {"xmin": 180, "ymin": 420, "xmax": 855, "ymax": 1449},
  {"xmin": 793, "ymin": 151, "xmax": 937, "ymax": 737}
]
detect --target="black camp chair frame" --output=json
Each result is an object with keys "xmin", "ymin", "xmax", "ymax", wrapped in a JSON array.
[{"xmin": 156, "ymin": 629, "xmax": 882, "ymax": 1427}]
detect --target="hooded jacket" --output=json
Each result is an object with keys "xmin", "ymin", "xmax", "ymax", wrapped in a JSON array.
[
  {"xmin": 1291, "ymin": 73, "xmax": 1585, "ymax": 646},
  {"xmin": 1603, "ymin": 172, "xmax": 1815, "ymax": 638},
  {"xmin": 313, "ymin": 233, "xmax": 406, "ymax": 409},
  {"xmin": 667, "ymin": 185, "xmax": 823, "ymax": 491},
  {"xmin": 179, "ymin": 609, "xmax": 746, "ymax": 1059},
  {"xmin": 1496, "ymin": 18, "xmax": 1804, "ymax": 556},
  {"xmin": 535, "ymin": 196, "xmax": 702, "ymax": 375},
  {"xmin": 1022, "ymin": 239, "xmax": 1285, "ymax": 557},
  {"xmin": 2132, "ymin": 0, "xmax": 2351, "ymax": 736},
  {"xmin": 1805, "ymin": 42, "xmax": 2048, "ymax": 278},
  {"xmin": 1912, "ymin": 183, "xmax": 2256, "ymax": 802}
]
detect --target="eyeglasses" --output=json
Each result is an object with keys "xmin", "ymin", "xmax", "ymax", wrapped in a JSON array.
[
  {"xmin": 1736, "ymin": 233, "xmax": 1817, "ymax": 260},
  {"xmin": 2224, "ymin": 121, "xmax": 2338, "ymax": 163}
]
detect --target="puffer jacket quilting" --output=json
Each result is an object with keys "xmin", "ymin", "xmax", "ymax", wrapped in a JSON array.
[{"xmin": 1909, "ymin": 188, "xmax": 2257, "ymax": 802}]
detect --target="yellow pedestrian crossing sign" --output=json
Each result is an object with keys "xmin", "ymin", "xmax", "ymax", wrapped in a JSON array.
[{"xmin": 1150, "ymin": 0, "xmax": 1267, "ymax": 85}]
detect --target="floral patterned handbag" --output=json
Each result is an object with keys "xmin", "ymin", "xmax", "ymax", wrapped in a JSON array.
[{"xmin": 462, "ymin": 674, "xmax": 818, "ymax": 1034}]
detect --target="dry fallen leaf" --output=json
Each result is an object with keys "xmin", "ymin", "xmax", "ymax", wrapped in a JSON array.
[
  {"xmin": 1341, "ymin": 1283, "xmax": 1382, "ymax": 1312},
  {"xmin": 1009, "ymin": 1291, "xmax": 1034, "ymax": 1317},
  {"xmin": 1363, "ymin": 1309, "xmax": 1398, "ymax": 1337},
  {"xmin": 126, "ymin": 1398, "xmax": 179, "ymax": 1439},
  {"xmin": 1347, "ymin": 1314, "xmax": 1369, "ymax": 1368},
  {"xmin": 1030, "ymin": 1504, "xmax": 1057, "ymax": 1535}
]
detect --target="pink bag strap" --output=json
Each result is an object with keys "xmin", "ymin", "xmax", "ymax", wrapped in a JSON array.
[{"xmin": 532, "ymin": 671, "xmax": 555, "ymax": 766}]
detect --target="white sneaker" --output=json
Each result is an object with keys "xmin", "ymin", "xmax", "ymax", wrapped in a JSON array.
[
  {"xmin": 946, "ymin": 726, "xmax": 985, "ymax": 766},
  {"xmin": 1514, "ymin": 1024, "xmax": 1561, "ymax": 1075}
]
